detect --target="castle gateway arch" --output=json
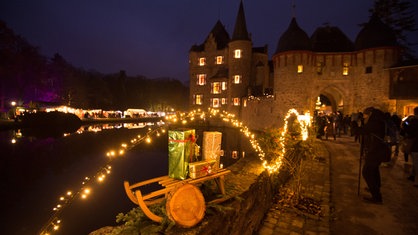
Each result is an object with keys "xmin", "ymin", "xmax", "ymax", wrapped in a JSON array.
[{"xmin": 313, "ymin": 85, "xmax": 348, "ymax": 115}]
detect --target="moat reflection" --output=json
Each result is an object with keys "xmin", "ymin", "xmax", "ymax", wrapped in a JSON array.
[{"xmin": 1, "ymin": 122, "xmax": 250, "ymax": 235}]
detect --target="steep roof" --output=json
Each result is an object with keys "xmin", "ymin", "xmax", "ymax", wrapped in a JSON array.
[
  {"xmin": 355, "ymin": 13, "xmax": 398, "ymax": 50},
  {"xmin": 190, "ymin": 20, "xmax": 230, "ymax": 52},
  {"xmin": 275, "ymin": 17, "xmax": 311, "ymax": 53},
  {"xmin": 310, "ymin": 25, "xmax": 354, "ymax": 52},
  {"xmin": 232, "ymin": 0, "xmax": 250, "ymax": 41}
]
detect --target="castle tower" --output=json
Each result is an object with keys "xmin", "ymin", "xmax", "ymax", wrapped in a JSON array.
[
  {"xmin": 227, "ymin": 0, "xmax": 252, "ymax": 115},
  {"xmin": 353, "ymin": 13, "xmax": 401, "ymax": 112},
  {"xmin": 272, "ymin": 17, "xmax": 312, "ymax": 120},
  {"xmin": 188, "ymin": 1, "xmax": 268, "ymax": 117}
]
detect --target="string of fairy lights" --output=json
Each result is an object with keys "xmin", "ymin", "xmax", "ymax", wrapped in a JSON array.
[
  {"xmin": 39, "ymin": 124, "xmax": 166, "ymax": 235},
  {"xmin": 38, "ymin": 108, "xmax": 311, "ymax": 234}
]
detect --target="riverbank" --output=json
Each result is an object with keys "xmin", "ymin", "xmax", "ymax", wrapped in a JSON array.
[{"xmin": 0, "ymin": 116, "xmax": 164, "ymax": 131}]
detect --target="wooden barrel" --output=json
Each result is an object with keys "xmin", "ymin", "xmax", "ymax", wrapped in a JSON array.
[{"xmin": 166, "ymin": 183, "xmax": 206, "ymax": 228}]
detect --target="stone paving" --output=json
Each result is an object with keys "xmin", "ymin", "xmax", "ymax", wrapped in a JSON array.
[{"xmin": 257, "ymin": 140, "xmax": 331, "ymax": 235}]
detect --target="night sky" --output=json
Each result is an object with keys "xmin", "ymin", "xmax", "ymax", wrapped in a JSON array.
[{"xmin": 1, "ymin": 0, "xmax": 417, "ymax": 82}]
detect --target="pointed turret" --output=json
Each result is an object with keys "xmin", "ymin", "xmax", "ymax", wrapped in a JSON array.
[{"xmin": 232, "ymin": 0, "xmax": 250, "ymax": 41}]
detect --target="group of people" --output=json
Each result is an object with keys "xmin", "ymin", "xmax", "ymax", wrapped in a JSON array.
[
  {"xmin": 315, "ymin": 111, "xmax": 351, "ymax": 140},
  {"xmin": 314, "ymin": 107, "xmax": 418, "ymax": 204},
  {"xmin": 359, "ymin": 106, "xmax": 418, "ymax": 204}
]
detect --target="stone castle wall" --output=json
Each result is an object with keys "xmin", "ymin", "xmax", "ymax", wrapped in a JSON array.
[{"xmin": 242, "ymin": 47, "xmax": 400, "ymax": 130}]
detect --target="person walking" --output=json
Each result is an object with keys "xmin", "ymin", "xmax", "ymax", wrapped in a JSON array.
[
  {"xmin": 403, "ymin": 107, "xmax": 418, "ymax": 187},
  {"xmin": 360, "ymin": 107, "xmax": 386, "ymax": 204},
  {"xmin": 353, "ymin": 112, "xmax": 363, "ymax": 143},
  {"xmin": 391, "ymin": 113, "xmax": 402, "ymax": 157}
]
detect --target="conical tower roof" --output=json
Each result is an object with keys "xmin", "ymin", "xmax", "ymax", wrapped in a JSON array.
[
  {"xmin": 275, "ymin": 17, "xmax": 311, "ymax": 53},
  {"xmin": 355, "ymin": 13, "xmax": 397, "ymax": 50},
  {"xmin": 232, "ymin": 0, "xmax": 250, "ymax": 41},
  {"xmin": 310, "ymin": 25, "xmax": 354, "ymax": 52}
]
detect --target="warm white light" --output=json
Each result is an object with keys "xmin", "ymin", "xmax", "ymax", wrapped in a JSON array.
[{"xmin": 98, "ymin": 175, "xmax": 105, "ymax": 182}]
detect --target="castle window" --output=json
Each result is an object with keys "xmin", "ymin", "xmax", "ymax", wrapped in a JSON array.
[
  {"xmin": 211, "ymin": 82, "xmax": 221, "ymax": 94},
  {"xmin": 297, "ymin": 65, "xmax": 303, "ymax": 73},
  {"xmin": 233, "ymin": 75, "xmax": 241, "ymax": 84},
  {"xmin": 197, "ymin": 74, "xmax": 206, "ymax": 85},
  {"xmin": 221, "ymin": 98, "xmax": 227, "ymax": 105},
  {"xmin": 221, "ymin": 82, "xmax": 227, "ymax": 90},
  {"xmin": 343, "ymin": 63, "xmax": 349, "ymax": 76},
  {"xmin": 316, "ymin": 62, "xmax": 323, "ymax": 75},
  {"xmin": 211, "ymin": 98, "xmax": 220, "ymax": 108},
  {"xmin": 194, "ymin": 94, "xmax": 203, "ymax": 105},
  {"xmin": 365, "ymin": 66, "xmax": 373, "ymax": 74},
  {"xmin": 216, "ymin": 56, "xmax": 224, "ymax": 64},
  {"xmin": 233, "ymin": 97, "xmax": 240, "ymax": 106},
  {"xmin": 234, "ymin": 49, "xmax": 242, "ymax": 58},
  {"xmin": 198, "ymin": 57, "xmax": 206, "ymax": 66}
]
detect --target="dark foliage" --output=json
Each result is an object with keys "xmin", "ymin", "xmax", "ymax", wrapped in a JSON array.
[
  {"xmin": 0, "ymin": 20, "xmax": 189, "ymax": 111},
  {"xmin": 369, "ymin": 0, "xmax": 417, "ymax": 59}
]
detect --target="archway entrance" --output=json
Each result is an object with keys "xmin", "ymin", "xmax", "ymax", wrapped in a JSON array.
[{"xmin": 314, "ymin": 86, "xmax": 345, "ymax": 115}]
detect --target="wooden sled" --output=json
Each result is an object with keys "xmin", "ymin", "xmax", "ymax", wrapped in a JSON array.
[{"xmin": 124, "ymin": 168, "xmax": 231, "ymax": 227}]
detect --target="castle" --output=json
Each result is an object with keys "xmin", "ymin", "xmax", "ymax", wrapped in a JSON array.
[{"xmin": 189, "ymin": 1, "xmax": 418, "ymax": 130}]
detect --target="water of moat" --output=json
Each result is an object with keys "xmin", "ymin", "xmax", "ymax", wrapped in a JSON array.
[{"xmin": 0, "ymin": 122, "xmax": 250, "ymax": 235}]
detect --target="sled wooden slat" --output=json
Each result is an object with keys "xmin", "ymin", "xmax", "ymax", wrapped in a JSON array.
[{"xmin": 124, "ymin": 169, "xmax": 231, "ymax": 224}]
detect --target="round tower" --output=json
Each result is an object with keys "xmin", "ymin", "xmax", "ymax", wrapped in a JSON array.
[
  {"xmin": 353, "ymin": 13, "xmax": 402, "ymax": 112},
  {"xmin": 227, "ymin": 0, "xmax": 252, "ymax": 115}
]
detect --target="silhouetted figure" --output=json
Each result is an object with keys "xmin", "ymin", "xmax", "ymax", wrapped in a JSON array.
[{"xmin": 361, "ymin": 107, "xmax": 386, "ymax": 204}]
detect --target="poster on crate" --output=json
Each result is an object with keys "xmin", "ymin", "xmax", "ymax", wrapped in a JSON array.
[
  {"xmin": 168, "ymin": 129, "xmax": 196, "ymax": 179},
  {"xmin": 202, "ymin": 131, "xmax": 222, "ymax": 171}
]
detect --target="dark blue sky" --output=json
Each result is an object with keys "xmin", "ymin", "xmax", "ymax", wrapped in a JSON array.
[{"xmin": 1, "ymin": 0, "xmax": 417, "ymax": 82}]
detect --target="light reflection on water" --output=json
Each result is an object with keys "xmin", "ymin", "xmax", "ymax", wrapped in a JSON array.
[{"xmin": 0, "ymin": 123, "xmax": 248, "ymax": 235}]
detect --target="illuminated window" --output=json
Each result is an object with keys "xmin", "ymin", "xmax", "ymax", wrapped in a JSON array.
[
  {"xmin": 343, "ymin": 63, "xmax": 349, "ymax": 76},
  {"xmin": 199, "ymin": 57, "xmax": 206, "ymax": 66},
  {"xmin": 197, "ymin": 74, "xmax": 206, "ymax": 85},
  {"xmin": 216, "ymin": 56, "xmax": 224, "ymax": 64},
  {"xmin": 211, "ymin": 82, "xmax": 221, "ymax": 94},
  {"xmin": 243, "ymin": 99, "xmax": 247, "ymax": 107},
  {"xmin": 232, "ymin": 151, "xmax": 238, "ymax": 159},
  {"xmin": 195, "ymin": 94, "xmax": 203, "ymax": 105},
  {"xmin": 221, "ymin": 82, "xmax": 227, "ymax": 90},
  {"xmin": 221, "ymin": 98, "xmax": 227, "ymax": 105},
  {"xmin": 233, "ymin": 75, "xmax": 241, "ymax": 84},
  {"xmin": 297, "ymin": 65, "xmax": 303, "ymax": 73},
  {"xmin": 211, "ymin": 98, "xmax": 220, "ymax": 108},
  {"xmin": 234, "ymin": 49, "xmax": 242, "ymax": 58},
  {"xmin": 233, "ymin": 98, "xmax": 240, "ymax": 106}
]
